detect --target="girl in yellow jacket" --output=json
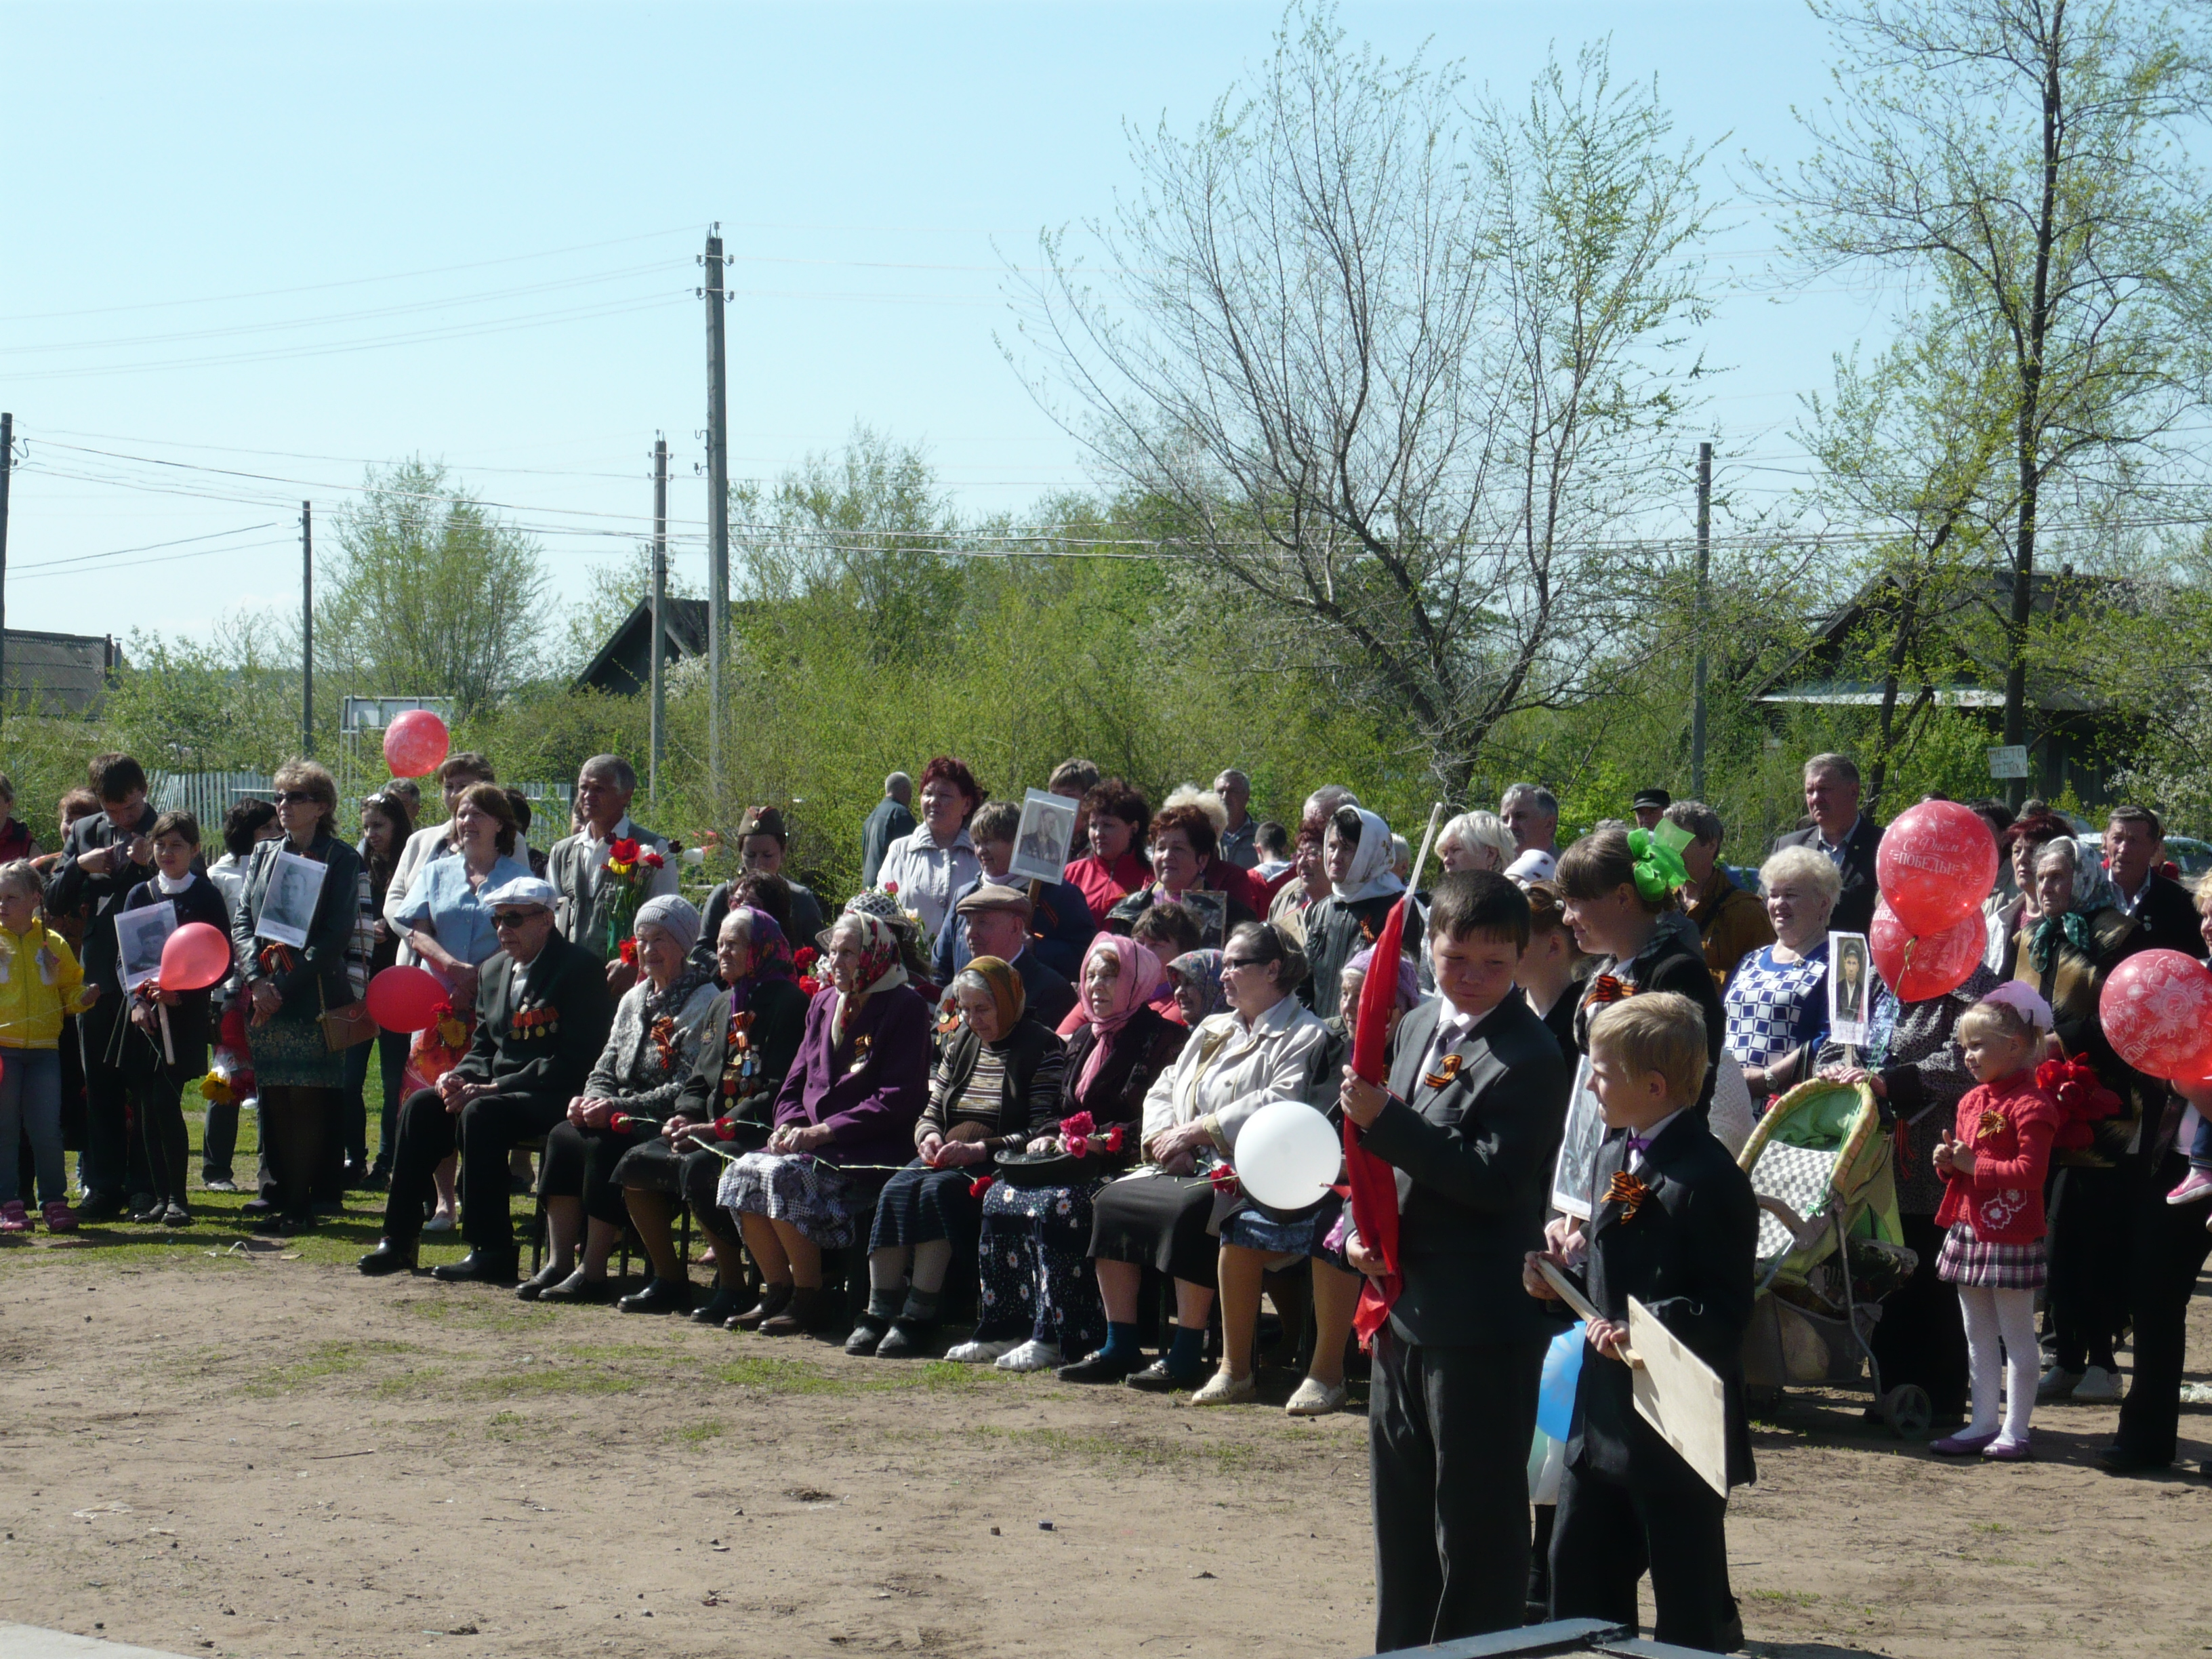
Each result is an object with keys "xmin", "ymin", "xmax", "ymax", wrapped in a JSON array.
[{"xmin": 0, "ymin": 859, "xmax": 92, "ymax": 1231}]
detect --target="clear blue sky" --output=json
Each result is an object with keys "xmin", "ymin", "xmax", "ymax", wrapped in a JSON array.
[{"xmin": 0, "ymin": 1, "xmax": 1891, "ymax": 650}]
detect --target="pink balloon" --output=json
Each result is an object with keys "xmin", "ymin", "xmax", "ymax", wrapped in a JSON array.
[
  {"xmin": 2098, "ymin": 949, "xmax": 2212, "ymax": 1079},
  {"xmin": 159, "ymin": 922, "xmax": 233, "ymax": 993},
  {"xmin": 382, "ymin": 710, "xmax": 451, "ymax": 779},
  {"xmin": 1875, "ymin": 801, "xmax": 1999, "ymax": 935},
  {"xmin": 1869, "ymin": 898, "xmax": 1986, "ymax": 1003},
  {"xmin": 367, "ymin": 965, "xmax": 449, "ymax": 1033}
]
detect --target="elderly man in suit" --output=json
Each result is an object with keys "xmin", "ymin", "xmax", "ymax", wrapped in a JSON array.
[
  {"xmin": 359, "ymin": 877, "xmax": 615, "ymax": 1284},
  {"xmin": 2103, "ymin": 805, "xmax": 2206, "ymax": 960},
  {"xmin": 949, "ymin": 884, "xmax": 1077, "ymax": 1028},
  {"xmin": 1338, "ymin": 870, "xmax": 1571, "ymax": 1652},
  {"xmin": 547, "ymin": 754, "xmax": 674, "ymax": 991},
  {"xmin": 1769, "ymin": 752, "xmax": 1883, "ymax": 936}
]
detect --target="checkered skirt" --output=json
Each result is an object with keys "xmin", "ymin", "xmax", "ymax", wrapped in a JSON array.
[{"xmin": 1935, "ymin": 1222, "xmax": 2047, "ymax": 1290}]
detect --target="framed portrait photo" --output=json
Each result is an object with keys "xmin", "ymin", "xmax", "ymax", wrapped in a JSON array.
[
  {"xmin": 255, "ymin": 850, "xmax": 328, "ymax": 949},
  {"xmin": 1008, "ymin": 789, "xmax": 1077, "ymax": 886},
  {"xmin": 113, "ymin": 903, "xmax": 179, "ymax": 996},
  {"xmin": 1828, "ymin": 930, "xmax": 1873, "ymax": 1048}
]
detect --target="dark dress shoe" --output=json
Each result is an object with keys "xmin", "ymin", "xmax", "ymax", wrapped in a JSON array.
[
  {"xmin": 758, "ymin": 1285, "xmax": 825, "ymax": 1336},
  {"xmin": 515, "ymin": 1261, "xmax": 573, "ymax": 1301},
  {"xmin": 2096, "ymin": 1443, "xmax": 2172, "ymax": 1475},
  {"xmin": 75, "ymin": 1193, "xmax": 129, "ymax": 1223},
  {"xmin": 537, "ymin": 1271, "xmax": 617, "ymax": 1305},
  {"xmin": 1124, "ymin": 1358, "xmax": 1200, "ymax": 1393},
  {"xmin": 689, "ymin": 1286, "xmax": 749, "ymax": 1326},
  {"xmin": 728, "ymin": 1282, "xmax": 794, "ymax": 1331},
  {"xmin": 1057, "ymin": 1347, "xmax": 1147, "ymax": 1385},
  {"xmin": 238, "ymin": 1197, "xmax": 277, "ymax": 1217},
  {"xmin": 357, "ymin": 1241, "xmax": 418, "ymax": 1276},
  {"xmin": 160, "ymin": 1204, "xmax": 192, "ymax": 1228},
  {"xmin": 845, "ymin": 1313, "xmax": 889, "ymax": 1356},
  {"xmin": 131, "ymin": 1202, "xmax": 169, "ymax": 1225},
  {"xmin": 618, "ymin": 1277, "xmax": 695, "ymax": 1315},
  {"xmin": 432, "ymin": 1250, "xmax": 519, "ymax": 1285},
  {"xmin": 874, "ymin": 1320, "xmax": 933, "ymax": 1358}
]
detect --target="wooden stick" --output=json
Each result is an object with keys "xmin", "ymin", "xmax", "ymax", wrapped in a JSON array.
[{"xmin": 1536, "ymin": 1258, "xmax": 1641, "ymax": 1366}]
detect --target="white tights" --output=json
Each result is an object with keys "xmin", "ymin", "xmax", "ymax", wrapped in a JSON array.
[{"xmin": 1957, "ymin": 1284, "xmax": 2038, "ymax": 1443}]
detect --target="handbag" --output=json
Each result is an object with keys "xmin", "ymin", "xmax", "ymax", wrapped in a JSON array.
[{"xmin": 316, "ymin": 973, "xmax": 377, "ymax": 1052}]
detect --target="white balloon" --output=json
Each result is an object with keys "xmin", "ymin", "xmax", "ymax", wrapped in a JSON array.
[{"xmin": 1233, "ymin": 1099, "xmax": 1341, "ymax": 1212}]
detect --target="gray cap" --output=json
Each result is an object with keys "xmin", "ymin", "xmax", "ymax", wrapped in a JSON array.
[{"xmin": 482, "ymin": 876, "xmax": 560, "ymax": 912}]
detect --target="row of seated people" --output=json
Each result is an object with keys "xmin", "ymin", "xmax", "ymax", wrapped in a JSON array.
[{"xmin": 355, "ymin": 862, "xmax": 1428, "ymax": 1415}]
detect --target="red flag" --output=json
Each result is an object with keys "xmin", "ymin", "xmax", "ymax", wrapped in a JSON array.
[{"xmin": 1345, "ymin": 890, "xmax": 1410, "ymax": 1345}]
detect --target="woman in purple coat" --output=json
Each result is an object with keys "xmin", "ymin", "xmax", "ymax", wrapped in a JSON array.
[{"xmin": 717, "ymin": 909, "xmax": 930, "ymax": 1335}]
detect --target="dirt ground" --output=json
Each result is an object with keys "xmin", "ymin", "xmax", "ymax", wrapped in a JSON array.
[{"xmin": 1, "ymin": 1241, "xmax": 2206, "ymax": 1659}]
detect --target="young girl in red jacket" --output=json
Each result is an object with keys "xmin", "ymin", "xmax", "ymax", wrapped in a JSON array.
[{"xmin": 1930, "ymin": 983, "xmax": 2062, "ymax": 1462}]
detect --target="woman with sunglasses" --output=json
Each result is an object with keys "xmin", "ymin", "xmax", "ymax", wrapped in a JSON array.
[
  {"xmin": 1061, "ymin": 920, "xmax": 1331, "ymax": 1392},
  {"xmin": 228, "ymin": 760, "xmax": 370, "ymax": 1234}
]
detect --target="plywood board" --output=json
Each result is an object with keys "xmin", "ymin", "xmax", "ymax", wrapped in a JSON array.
[{"xmin": 1629, "ymin": 1296, "xmax": 1729, "ymax": 1497}]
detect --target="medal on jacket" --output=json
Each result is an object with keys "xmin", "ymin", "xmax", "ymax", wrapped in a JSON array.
[
  {"xmin": 513, "ymin": 1002, "xmax": 560, "ymax": 1041},
  {"xmin": 1422, "ymin": 1052, "xmax": 1464, "ymax": 1090},
  {"xmin": 846, "ymin": 1031, "xmax": 873, "ymax": 1076},
  {"xmin": 1603, "ymin": 1169, "xmax": 1651, "ymax": 1221}
]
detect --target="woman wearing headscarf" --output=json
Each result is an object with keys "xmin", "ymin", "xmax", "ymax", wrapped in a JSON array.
[
  {"xmin": 1298, "ymin": 805, "xmax": 1409, "ymax": 1019},
  {"xmin": 615, "ymin": 902, "xmax": 809, "ymax": 1319},
  {"xmin": 950, "ymin": 935, "xmax": 1189, "ymax": 1372},
  {"xmin": 1165, "ymin": 948, "xmax": 1228, "ymax": 1027},
  {"xmin": 2013, "ymin": 835, "xmax": 2150, "ymax": 1403},
  {"xmin": 526, "ymin": 896, "xmax": 722, "ymax": 1304},
  {"xmin": 849, "ymin": 956, "xmax": 1067, "ymax": 1358},
  {"xmin": 1061, "ymin": 921, "xmax": 1332, "ymax": 1392},
  {"xmin": 717, "ymin": 907, "xmax": 932, "ymax": 1335}
]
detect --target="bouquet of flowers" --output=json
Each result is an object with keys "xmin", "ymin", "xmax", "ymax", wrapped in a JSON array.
[
  {"xmin": 2037, "ymin": 1054, "xmax": 2123, "ymax": 1153},
  {"xmin": 601, "ymin": 836, "xmax": 665, "ymax": 959},
  {"xmin": 1055, "ymin": 1111, "xmax": 1127, "ymax": 1159}
]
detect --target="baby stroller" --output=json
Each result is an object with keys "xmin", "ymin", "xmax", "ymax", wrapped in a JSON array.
[{"xmin": 1737, "ymin": 1078, "xmax": 1929, "ymax": 1437}]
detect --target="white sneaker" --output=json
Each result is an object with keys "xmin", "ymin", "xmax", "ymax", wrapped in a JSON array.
[
  {"xmin": 2071, "ymin": 1364, "xmax": 2121, "ymax": 1402},
  {"xmin": 2035, "ymin": 1364, "xmax": 2083, "ymax": 1401},
  {"xmin": 944, "ymin": 1337, "xmax": 1021, "ymax": 1365},
  {"xmin": 1285, "ymin": 1376, "xmax": 1347, "ymax": 1417},
  {"xmin": 995, "ymin": 1339, "xmax": 1063, "ymax": 1373}
]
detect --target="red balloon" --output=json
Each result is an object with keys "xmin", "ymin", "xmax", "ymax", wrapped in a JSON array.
[
  {"xmin": 1875, "ymin": 800, "xmax": 1999, "ymax": 935},
  {"xmin": 2098, "ymin": 949, "xmax": 2212, "ymax": 1079},
  {"xmin": 367, "ymin": 965, "xmax": 449, "ymax": 1033},
  {"xmin": 382, "ymin": 710, "xmax": 451, "ymax": 779},
  {"xmin": 1869, "ymin": 898, "xmax": 1986, "ymax": 1003},
  {"xmin": 159, "ymin": 922, "xmax": 232, "ymax": 993}
]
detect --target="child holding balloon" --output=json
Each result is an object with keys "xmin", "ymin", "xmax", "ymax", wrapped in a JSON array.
[
  {"xmin": 1929, "ymin": 983, "xmax": 2062, "ymax": 1460},
  {"xmin": 118, "ymin": 813, "xmax": 230, "ymax": 1227},
  {"xmin": 0, "ymin": 860, "xmax": 92, "ymax": 1232}
]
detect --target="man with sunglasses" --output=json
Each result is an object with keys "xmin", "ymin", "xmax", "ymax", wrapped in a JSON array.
[{"xmin": 360, "ymin": 877, "xmax": 613, "ymax": 1284}]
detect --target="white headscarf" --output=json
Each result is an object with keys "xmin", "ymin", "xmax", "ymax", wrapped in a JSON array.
[
  {"xmin": 1332, "ymin": 807, "xmax": 1407, "ymax": 905},
  {"xmin": 830, "ymin": 910, "xmax": 909, "ymax": 1046}
]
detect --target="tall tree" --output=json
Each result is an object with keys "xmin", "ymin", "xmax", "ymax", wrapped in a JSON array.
[
  {"xmin": 1759, "ymin": 0, "xmax": 2212, "ymax": 804},
  {"xmin": 1010, "ymin": 8, "xmax": 1717, "ymax": 794},
  {"xmin": 314, "ymin": 460, "xmax": 550, "ymax": 720}
]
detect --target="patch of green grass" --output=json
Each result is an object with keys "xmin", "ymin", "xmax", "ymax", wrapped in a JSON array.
[
  {"xmin": 973, "ymin": 1422, "xmax": 1260, "ymax": 1474},
  {"xmin": 861, "ymin": 1359, "xmax": 986, "ymax": 1393},
  {"xmin": 670, "ymin": 1419, "xmax": 726, "ymax": 1443},
  {"xmin": 487, "ymin": 1410, "xmax": 527, "ymax": 1440},
  {"xmin": 459, "ymin": 1363, "xmax": 638, "ymax": 1399},
  {"xmin": 375, "ymin": 1367, "xmax": 445, "ymax": 1397},
  {"xmin": 708, "ymin": 1355, "xmax": 846, "ymax": 1394},
  {"xmin": 1971, "ymin": 1521, "xmax": 2012, "ymax": 1534},
  {"xmin": 247, "ymin": 1338, "xmax": 413, "ymax": 1395},
  {"xmin": 1746, "ymin": 1589, "xmax": 1821, "ymax": 1607}
]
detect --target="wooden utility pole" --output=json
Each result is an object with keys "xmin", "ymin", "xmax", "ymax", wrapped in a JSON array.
[
  {"xmin": 300, "ymin": 501, "xmax": 314, "ymax": 756},
  {"xmin": 1690, "ymin": 441, "xmax": 1711, "ymax": 798},
  {"xmin": 703, "ymin": 226, "xmax": 730, "ymax": 801},
  {"xmin": 650, "ymin": 434, "xmax": 668, "ymax": 804},
  {"xmin": 0, "ymin": 413, "xmax": 12, "ymax": 725}
]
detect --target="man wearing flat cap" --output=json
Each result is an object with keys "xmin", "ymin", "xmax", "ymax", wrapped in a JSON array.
[
  {"xmin": 950, "ymin": 883, "xmax": 1077, "ymax": 1028},
  {"xmin": 359, "ymin": 876, "xmax": 615, "ymax": 1284},
  {"xmin": 1631, "ymin": 787, "xmax": 1672, "ymax": 831}
]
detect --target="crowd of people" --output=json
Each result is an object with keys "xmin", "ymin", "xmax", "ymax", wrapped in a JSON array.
[{"xmin": 3, "ymin": 743, "xmax": 2210, "ymax": 1651}]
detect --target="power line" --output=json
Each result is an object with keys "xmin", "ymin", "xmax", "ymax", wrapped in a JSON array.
[{"xmin": 7, "ymin": 521, "xmax": 285, "ymax": 571}]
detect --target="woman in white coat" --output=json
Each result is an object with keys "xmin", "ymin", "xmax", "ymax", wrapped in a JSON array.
[{"xmin": 1057, "ymin": 921, "xmax": 1332, "ymax": 1393}]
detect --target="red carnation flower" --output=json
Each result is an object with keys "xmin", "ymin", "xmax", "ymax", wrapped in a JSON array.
[
  {"xmin": 1207, "ymin": 1164, "xmax": 1240, "ymax": 1195},
  {"xmin": 1060, "ymin": 1111, "xmax": 1096, "ymax": 1141},
  {"xmin": 968, "ymin": 1174, "xmax": 996, "ymax": 1199},
  {"xmin": 1101, "ymin": 1124, "xmax": 1126, "ymax": 1153},
  {"xmin": 640, "ymin": 850, "xmax": 665, "ymax": 869},
  {"xmin": 794, "ymin": 946, "xmax": 818, "ymax": 972}
]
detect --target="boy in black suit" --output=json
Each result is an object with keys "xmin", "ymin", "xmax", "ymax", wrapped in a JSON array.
[
  {"xmin": 1339, "ymin": 871, "xmax": 1570, "ymax": 1652},
  {"xmin": 1526, "ymin": 991, "xmax": 1757, "ymax": 1652}
]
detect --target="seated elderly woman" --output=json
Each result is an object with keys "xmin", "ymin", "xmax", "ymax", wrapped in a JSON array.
[
  {"xmin": 715, "ymin": 909, "xmax": 932, "ymax": 1335},
  {"xmin": 1057, "ymin": 900, "xmax": 1199, "ymax": 1037},
  {"xmin": 615, "ymin": 902, "xmax": 810, "ymax": 1319},
  {"xmin": 1722, "ymin": 844, "xmax": 1840, "ymax": 1103},
  {"xmin": 1300, "ymin": 806, "xmax": 1408, "ymax": 1017},
  {"xmin": 1200, "ymin": 942, "xmax": 1415, "ymax": 1416},
  {"xmin": 1165, "ymin": 947, "xmax": 1227, "ymax": 1025},
  {"xmin": 525, "ymin": 897, "xmax": 722, "ymax": 1303},
  {"xmin": 949, "ymin": 936, "xmax": 1189, "ymax": 1372},
  {"xmin": 1106, "ymin": 804, "xmax": 1259, "ymax": 947},
  {"xmin": 849, "ymin": 956, "xmax": 1067, "ymax": 1358},
  {"xmin": 1059, "ymin": 921, "xmax": 1332, "ymax": 1392}
]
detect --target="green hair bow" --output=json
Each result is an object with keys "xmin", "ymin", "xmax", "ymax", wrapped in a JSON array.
[{"xmin": 1626, "ymin": 821, "xmax": 1692, "ymax": 903}]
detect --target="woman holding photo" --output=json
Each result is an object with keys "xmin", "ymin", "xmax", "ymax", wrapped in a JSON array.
[{"xmin": 228, "ymin": 761, "xmax": 368, "ymax": 1234}]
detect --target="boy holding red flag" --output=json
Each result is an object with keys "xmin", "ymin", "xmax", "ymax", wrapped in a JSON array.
[{"xmin": 1339, "ymin": 869, "xmax": 1570, "ymax": 1650}]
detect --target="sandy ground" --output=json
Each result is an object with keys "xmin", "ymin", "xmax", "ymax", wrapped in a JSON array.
[{"xmin": 0, "ymin": 1246, "xmax": 2205, "ymax": 1659}]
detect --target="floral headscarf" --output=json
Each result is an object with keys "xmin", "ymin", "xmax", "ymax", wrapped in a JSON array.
[
  {"xmin": 1345, "ymin": 943, "xmax": 1422, "ymax": 1012},
  {"xmin": 1166, "ymin": 947, "xmax": 1229, "ymax": 1023},
  {"xmin": 1332, "ymin": 808, "xmax": 1406, "ymax": 905},
  {"xmin": 954, "ymin": 954, "xmax": 1027, "ymax": 1037},
  {"xmin": 2028, "ymin": 836, "xmax": 2119, "ymax": 973},
  {"xmin": 1075, "ymin": 933, "xmax": 1169, "ymax": 1097},
  {"xmin": 830, "ymin": 911, "xmax": 909, "ymax": 1046},
  {"xmin": 724, "ymin": 905, "xmax": 795, "ymax": 1011}
]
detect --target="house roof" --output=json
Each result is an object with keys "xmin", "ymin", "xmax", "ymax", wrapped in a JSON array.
[
  {"xmin": 3, "ymin": 628, "xmax": 121, "ymax": 715},
  {"xmin": 573, "ymin": 597, "xmax": 710, "ymax": 696}
]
